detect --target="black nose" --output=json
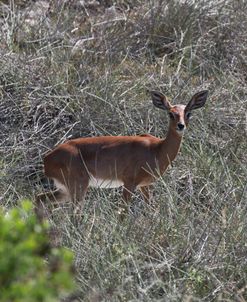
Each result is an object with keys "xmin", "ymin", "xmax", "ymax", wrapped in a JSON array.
[{"xmin": 177, "ymin": 123, "xmax": 185, "ymax": 130}]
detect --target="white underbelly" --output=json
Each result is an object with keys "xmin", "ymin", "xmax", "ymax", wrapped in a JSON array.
[
  {"xmin": 89, "ymin": 177, "xmax": 124, "ymax": 188},
  {"xmin": 54, "ymin": 179, "xmax": 69, "ymax": 194}
]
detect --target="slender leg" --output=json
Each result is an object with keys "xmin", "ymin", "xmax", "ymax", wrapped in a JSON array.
[
  {"xmin": 35, "ymin": 189, "xmax": 69, "ymax": 222},
  {"xmin": 139, "ymin": 186, "xmax": 150, "ymax": 203},
  {"xmin": 118, "ymin": 183, "xmax": 136, "ymax": 219},
  {"xmin": 67, "ymin": 176, "xmax": 89, "ymax": 216},
  {"xmin": 70, "ymin": 185, "xmax": 88, "ymax": 217},
  {"xmin": 139, "ymin": 185, "xmax": 153, "ymax": 204},
  {"xmin": 35, "ymin": 190, "xmax": 66, "ymax": 247},
  {"xmin": 123, "ymin": 186, "xmax": 136, "ymax": 203}
]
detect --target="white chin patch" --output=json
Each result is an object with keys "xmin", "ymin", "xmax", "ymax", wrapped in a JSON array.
[{"xmin": 176, "ymin": 129, "xmax": 185, "ymax": 135}]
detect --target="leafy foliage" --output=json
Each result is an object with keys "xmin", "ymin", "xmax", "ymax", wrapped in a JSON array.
[{"xmin": 0, "ymin": 201, "xmax": 75, "ymax": 302}]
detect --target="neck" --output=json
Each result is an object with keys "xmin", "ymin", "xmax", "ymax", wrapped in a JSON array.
[{"xmin": 158, "ymin": 124, "xmax": 183, "ymax": 173}]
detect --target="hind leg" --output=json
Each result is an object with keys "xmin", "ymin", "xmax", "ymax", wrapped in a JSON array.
[
  {"xmin": 35, "ymin": 177, "xmax": 71, "ymax": 221},
  {"xmin": 70, "ymin": 185, "xmax": 88, "ymax": 217},
  {"xmin": 35, "ymin": 186, "xmax": 69, "ymax": 222},
  {"xmin": 67, "ymin": 177, "xmax": 89, "ymax": 216},
  {"xmin": 35, "ymin": 189, "xmax": 69, "ymax": 247}
]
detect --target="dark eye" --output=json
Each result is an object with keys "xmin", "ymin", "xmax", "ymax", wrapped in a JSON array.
[
  {"xmin": 186, "ymin": 112, "xmax": 192, "ymax": 119},
  {"xmin": 169, "ymin": 112, "xmax": 175, "ymax": 120}
]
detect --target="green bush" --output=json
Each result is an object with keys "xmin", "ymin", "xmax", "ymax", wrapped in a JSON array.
[{"xmin": 0, "ymin": 201, "xmax": 75, "ymax": 302}]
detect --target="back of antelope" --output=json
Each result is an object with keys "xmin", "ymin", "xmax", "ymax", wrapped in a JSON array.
[{"xmin": 35, "ymin": 90, "xmax": 208, "ymax": 219}]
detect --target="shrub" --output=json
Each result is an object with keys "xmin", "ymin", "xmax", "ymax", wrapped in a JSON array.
[{"xmin": 0, "ymin": 201, "xmax": 75, "ymax": 302}]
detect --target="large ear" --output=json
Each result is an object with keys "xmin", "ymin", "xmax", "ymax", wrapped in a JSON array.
[
  {"xmin": 150, "ymin": 91, "xmax": 172, "ymax": 111},
  {"xmin": 185, "ymin": 90, "xmax": 208, "ymax": 111}
]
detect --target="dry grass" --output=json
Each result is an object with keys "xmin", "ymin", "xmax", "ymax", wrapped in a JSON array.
[{"xmin": 0, "ymin": 0, "xmax": 247, "ymax": 301}]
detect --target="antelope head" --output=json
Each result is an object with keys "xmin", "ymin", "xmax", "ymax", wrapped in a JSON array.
[{"xmin": 151, "ymin": 90, "xmax": 209, "ymax": 135}]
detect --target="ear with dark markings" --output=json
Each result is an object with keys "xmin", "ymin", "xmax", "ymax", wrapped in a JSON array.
[
  {"xmin": 151, "ymin": 91, "xmax": 172, "ymax": 111},
  {"xmin": 185, "ymin": 90, "xmax": 209, "ymax": 111}
]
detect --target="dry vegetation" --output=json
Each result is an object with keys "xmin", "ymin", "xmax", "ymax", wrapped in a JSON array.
[{"xmin": 0, "ymin": 0, "xmax": 247, "ymax": 301}]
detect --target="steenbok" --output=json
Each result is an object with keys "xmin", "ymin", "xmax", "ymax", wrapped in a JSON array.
[{"xmin": 35, "ymin": 90, "xmax": 208, "ymax": 219}]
